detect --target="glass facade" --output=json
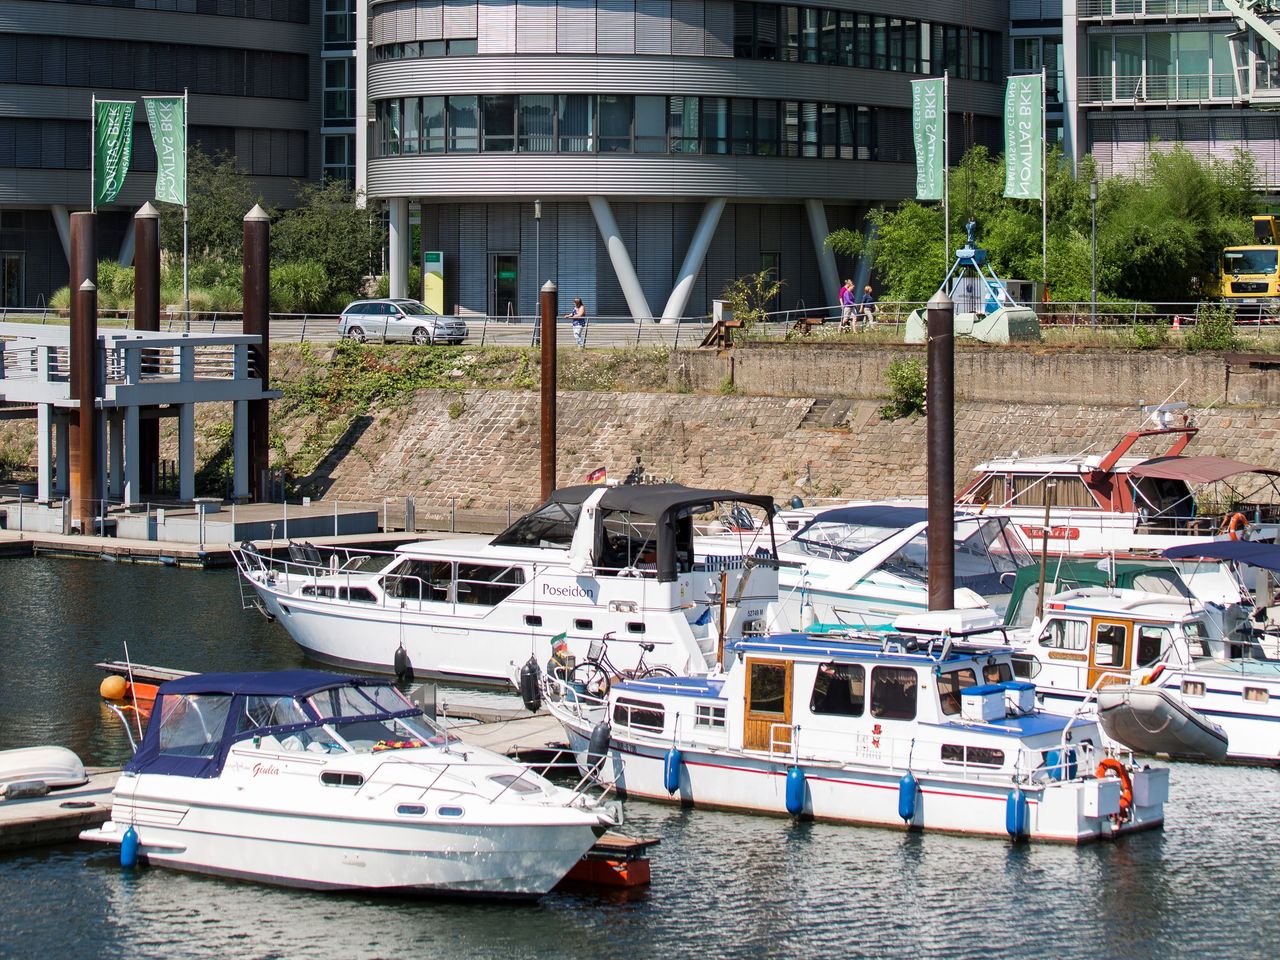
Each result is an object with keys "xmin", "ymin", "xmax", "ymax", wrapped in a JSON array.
[
  {"xmin": 1086, "ymin": 29, "xmax": 1236, "ymax": 99},
  {"xmin": 374, "ymin": 94, "xmax": 890, "ymax": 160}
]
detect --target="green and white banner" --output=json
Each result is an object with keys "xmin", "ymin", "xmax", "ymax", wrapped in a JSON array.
[
  {"xmin": 911, "ymin": 78, "xmax": 945, "ymax": 201},
  {"xmin": 1003, "ymin": 74, "xmax": 1043, "ymax": 199},
  {"xmin": 93, "ymin": 99, "xmax": 134, "ymax": 208},
  {"xmin": 143, "ymin": 96, "xmax": 186, "ymax": 206}
]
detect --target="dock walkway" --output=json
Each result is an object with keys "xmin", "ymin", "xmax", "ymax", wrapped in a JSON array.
[{"xmin": 0, "ymin": 768, "xmax": 119, "ymax": 851}]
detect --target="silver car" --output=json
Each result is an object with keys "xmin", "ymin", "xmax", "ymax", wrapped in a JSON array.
[{"xmin": 338, "ymin": 299, "xmax": 468, "ymax": 345}]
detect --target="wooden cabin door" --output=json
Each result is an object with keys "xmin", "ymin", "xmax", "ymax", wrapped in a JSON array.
[
  {"xmin": 1088, "ymin": 619, "xmax": 1131, "ymax": 690},
  {"xmin": 743, "ymin": 658, "xmax": 793, "ymax": 752}
]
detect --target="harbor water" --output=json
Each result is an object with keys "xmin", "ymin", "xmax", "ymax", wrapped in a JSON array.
[{"xmin": 2, "ymin": 558, "xmax": 1278, "ymax": 959}]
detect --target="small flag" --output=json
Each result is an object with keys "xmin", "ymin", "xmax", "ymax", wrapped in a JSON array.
[{"xmin": 586, "ymin": 467, "xmax": 607, "ymax": 483}]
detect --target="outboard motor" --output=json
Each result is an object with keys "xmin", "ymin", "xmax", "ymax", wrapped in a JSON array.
[{"xmin": 519, "ymin": 655, "xmax": 542, "ymax": 712}]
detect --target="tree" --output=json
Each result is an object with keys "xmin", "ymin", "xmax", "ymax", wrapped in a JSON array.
[
  {"xmin": 271, "ymin": 179, "xmax": 385, "ymax": 310},
  {"xmin": 158, "ymin": 149, "xmax": 262, "ymax": 263}
]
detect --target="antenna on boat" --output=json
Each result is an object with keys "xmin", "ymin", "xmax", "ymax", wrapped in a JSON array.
[{"xmin": 122, "ymin": 640, "xmax": 143, "ymax": 740}]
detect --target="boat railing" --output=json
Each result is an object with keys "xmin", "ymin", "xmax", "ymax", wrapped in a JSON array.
[{"xmin": 1059, "ymin": 669, "xmax": 1133, "ymax": 757}]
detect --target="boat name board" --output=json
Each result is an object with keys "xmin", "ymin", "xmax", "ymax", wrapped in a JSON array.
[
  {"xmin": 542, "ymin": 582, "xmax": 597, "ymax": 603},
  {"xmin": 1046, "ymin": 651, "xmax": 1088, "ymax": 662},
  {"xmin": 1019, "ymin": 525, "xmax": 1081, "ymax": 541}
]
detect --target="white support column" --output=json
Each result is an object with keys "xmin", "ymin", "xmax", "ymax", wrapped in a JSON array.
[
  {"xmin": 354, "ymin": 0, "xmax": 369, "ymax": 201},
  {"xmin": 588, "ymin": 196, "xmax": 653, "ymax": 320},
  {"xmin": 389, "ymin": 197, "xmax": 410, "ymax": 300},
  {"xmin": 232, "ymin": 399, "xmax": 249, "ymax": 500},
  {"xmin": 108, "ymin": 411, "xmax": 124, "ymax": 501},
  {"xmin": 54, "ymin": 414, "xmax": 69, "ymax": 496},
  {"xmin": 804, "ymin": 199, "xmax": 840, "ymax": 317},
  {"xmin": 179, "ymin": 403, "xmax": 196, "ymax": 502},
  {"xmin": 37, "ymin": 404, "xmax": 52, "ymax": 502},
  {"xmin": 123, "ymin": 405, "xmax": 139, "ymax": 507},
  {"xmin": 51, "ymin": 205, "xmax": 71, "ymax": 266},
  {"xmin": 661, "ymin": 197, "xmax": 726, "ymax": 323}
]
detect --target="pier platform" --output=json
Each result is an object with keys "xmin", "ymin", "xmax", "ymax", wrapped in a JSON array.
[{"xmin": 0, "ymin": 768, "xmax": 119, "ymax": 851}]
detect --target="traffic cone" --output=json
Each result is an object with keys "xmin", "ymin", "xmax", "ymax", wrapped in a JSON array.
[{"xmin": 1173, "ymin": 315, "xmax": 1181, "ymax": 330}]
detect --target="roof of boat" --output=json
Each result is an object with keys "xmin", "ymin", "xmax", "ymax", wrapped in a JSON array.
[
  {"xmin": 158, "ymin": 669, "xmax": 384, "ymax": 697},
  {"xmin": 543, "ymin": 482, "xmax": 775, "ymax": 515},
  {"xmin": 795, "ymin": 504, "xmax": 929, "ymax": 531},
  {"xmin": 726, "ymin": 632, "xmax": 1014, "ymax": 663},
  {"xmin": 1165, "ymin": 540, "xmax": 1280, "ymax": 572},
  {"xmin": 972, "ymin": 454, "xmax": 1149, "ymax": 474},
  {"xmin": 1043, "ymin": 587, "xmax": 1199, "ymax": 619},
  {"xmin": 615, "ymin": 675, "xmax": 727, "ymax": 698}
]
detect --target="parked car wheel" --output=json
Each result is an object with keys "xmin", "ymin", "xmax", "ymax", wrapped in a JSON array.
[
  {"xmin": 412, "ymin": 326, "xmax": 433, "ymax": 345},
  {"xmin": 345, "ymin": 326, "xmax": 366, "ymax": 343},
  {"xmin": 447, "ymin": 338, "xmax": 464, "ymax": 345}
]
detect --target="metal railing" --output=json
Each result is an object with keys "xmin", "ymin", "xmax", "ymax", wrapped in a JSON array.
[
  {"xmin": 1077, "ymin": 72, "xmax": 1238, "ymax": 106},
  {"xmin": 1076, "ymin": 0, "xmax": 1228, "ymax": 16}
]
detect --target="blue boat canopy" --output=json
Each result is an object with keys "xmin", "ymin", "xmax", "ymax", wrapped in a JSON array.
[
  {"xmin": 1164, "ymin": 540, "xmax": 1280, "ymax": 573},
  {"xmin": 796, "ymin": 505, "xmax": 930, "ymax": 534},
  {"xmin": 156, "ymin": 669, "xmax": 375, "ymax": 698}
]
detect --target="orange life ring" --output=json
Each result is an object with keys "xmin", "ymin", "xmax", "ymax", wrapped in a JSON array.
[
  {"xmin": 1095, "ymin": 758, "xmax": 1134, "ymax": 818},
  {"xmin": 1222, "ymin": 512, "xmax": 1251, "ymax": 541}
]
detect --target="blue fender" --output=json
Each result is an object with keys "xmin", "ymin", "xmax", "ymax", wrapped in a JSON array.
[
  {"xmin": 898, "ymin": 771, "xmax": 918, "ymax": 823},
  {"xmin": 785, "ymin": 765, "xmax": 806, "ymax": 817},
  {"xmin": 120, "ymin": 825, "xmax": 139, "ymax": 868},
  {"xmin": 1006, "ymin": 788, "xmax": 1029, "ymax": 839},
  {"xmin": 663, "ymin": 747, "xmax": 682, "ymax": 795}
]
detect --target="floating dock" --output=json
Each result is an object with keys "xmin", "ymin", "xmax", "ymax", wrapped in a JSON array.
[{"xmin": 0, "ymin": 768, "xmax": 119, "ymax": 852}]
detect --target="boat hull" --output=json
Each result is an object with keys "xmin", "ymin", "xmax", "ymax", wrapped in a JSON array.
[{"xmin": 558, "ymin": 720, "xmax": 1163, "ymax": 844}]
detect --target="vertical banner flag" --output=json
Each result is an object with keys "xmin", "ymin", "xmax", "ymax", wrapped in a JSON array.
[
  {"xmin": 1004, "ymin": 74, "xmax": 1043, "ymax": 199},
  {"xmin": 143, "ymin": 96, "xmax": 186, "ymax": 205},
  {"xmin": 911, "ymin": 78, "xmax": 945, "ymax": 201},
  {"xmin": 93, "ymin": 100, "xmax": 134, "ymax": 208}
]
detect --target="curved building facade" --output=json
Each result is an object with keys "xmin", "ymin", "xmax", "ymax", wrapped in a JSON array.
[{"xmin": 360, "ymin": 0, "xmax": 1008, "ymax": 318}]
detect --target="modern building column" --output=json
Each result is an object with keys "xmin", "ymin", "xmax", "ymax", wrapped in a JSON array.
[
  {"xmin": 178, "ymin": 403, "xmax": 195, "ymax": 502},
  {"xmin": 588, "ymin": 196, "xmax": 653, "ymax": 320},
  {"xmin": 107, "ymin": 411, "xmax": 123, "ymax": 501},
  {"xmin": 51, "ymin": 205, "xmax": 72, "ymax": 266},
  {"xmin": 37, "ymin": 404, "xmax": 52, "ymax": 502},
  {"xmin": 389, "ymin": 198, "xmax": 410, "ymax": 300},
  {"xmin": 117, "ymin": 226, "xmax": 135, "ymax": 268},
  {"xmin": 232, "ymin": 399, "xmax": 249, "ymax": 500},
  {"xmin": 804, "ymin": 199, "xmax": 841, "ymax": 315},
  {"xmin": 661, "ymin": 197, "xmax": 726, "ymax": 323},
  {"xmin": 123, "ymin": 405, "xmax": 139, "ymax": 507},
  {"xmin": 54, "ymin": 414, "xmax": 69, "ymax": 496}
]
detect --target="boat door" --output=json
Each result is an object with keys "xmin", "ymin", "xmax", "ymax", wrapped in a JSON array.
[
  {"xmin": 1088, "ymin": 618, "xmax": 1132, "ymax": 689},
  {"xmin": 742, "ymin": 658, "xmax": 793, "ymax": 752}
]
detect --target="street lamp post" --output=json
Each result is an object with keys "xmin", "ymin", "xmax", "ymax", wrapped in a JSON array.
[{"xmin": 1090, "ymin": 178, "xmax": 1098, "ymax": 327}]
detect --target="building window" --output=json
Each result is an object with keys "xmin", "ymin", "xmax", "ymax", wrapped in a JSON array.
[
  {"xmin": 448, "ymin": 95, "xmax": 479, "ymax": 152},
  {"xmin": 323, "ymin": 133, "xmax": 354, "ymax": 187},
  {"xmin": 635, "ymin": 95, "xmax": 666, "ymax": 152},
  {"xmin": 519, "ymin": 94, "xmax": 555, "ymax": 152},
  {"xmin": 1, "ymin": 252, "xmax": 23, "ymax": 309},
  {"xmin": 324, "ymin": 0, "xmax": 354, "ymax": 48},
  {"xmin": 702, "ymin": 97, "xmax": 729, "ymax": 154},
  {"xmin": 482, "ymin": 95, "xmax": 516, "ymax": 151},
  {"xmin": 557, "ymin": 94, "xmax": 594, "ymax": 152},
  {"xmin": 423, "ymin": 96, "xmax": 446, "ymax": 153},
  {"xmin": 670, "ymin": 95, "xmax": 700, "ymax": 153},
  {"xmin": 323, "ymin": 58, "xmax": 354, "ymax": 125},
  {"xmin": 598, "ymin": 95, "xmax": 633, "ymax": 152}
]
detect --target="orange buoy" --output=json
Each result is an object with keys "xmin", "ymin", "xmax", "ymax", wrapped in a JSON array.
[{"xmin": 100, "ymin": 675, "xmax": 128, "ymax": 700}]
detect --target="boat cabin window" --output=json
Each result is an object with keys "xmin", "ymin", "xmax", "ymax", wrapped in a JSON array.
[
  {"xmin": 1130, "ymin": 476, "xmax": 1195, "ymax": 530},
  {"xmin": 695, "ymin": 703, "xmax": 726, "ymax": 728},
  {"xmin": 1136, "ymin": 626, "xmax": 1167, "ymax": 667},
  {"xmin": 748, "ymin": 662, "xmax": 788, "ymax": 715},
  {"xmin": 1094, "ymin": 623, "xmax": 1128, "ymax": 667},
  {"xmin": 236, "ymin": 695, "xmax": 310, "ymax": 734},
  {"xmin": 613, "ymin": 697, "xmax": 665, "ymax": 733},
  {"xmin": 1245, "ymin": 687, "xmax": 1269, "ymax": 703},
  {"xmin": 809, "ymin": 663, "xmax": 865, "ymax": 717},
  {"xmin": 156, "ymin": 694, "xmax": 233, "ymax": 758},
  {"xmin": 339, "ymin": 586, "xmax": 377, "ymax": 603},
  {"xmin": 881, "ymin": 519, "xmax": 1031, "ymax": 597},
  {"xmin": 937, "ymin": 668, "xmax": 977, "ymax": 716},
  {"xmin": 960, "ymin": 474, "xmax": 1006, "ymax": 507},
  {"xmin": 455, "ymin": 563, "xmax": 524, "ymax": 606},
  {"xmin": 301, "ymin": 584, "xmax": 335, "ymax": 598},
  {"xmin": 870, "ymin": 666, "xmax": 918, "ymax": 721},
  {"xmin": 1039, "ymin": 618, "xmax": 1088, "ymax": 651},
  {"xmin": 983, "ymin": 661, "xmax": 1013, "ymax": 684},
  {"xmin": 490, "ymin": 498, "xmax": 582, "ymax": 548},
  {"xmin": 385, "ymin": 559, "xmax": 452, "ymax": 601},
  {"xmin": 941, "ymin": 744, "xmax": 1005, "ymax": 767},
  {"xmin": 1183, "ymin": 620, "xmax": 1210, "ymax": 658},
  {"xmin": 1009, "ymin": 475, "xmax": 1099, "ymax": 509}
]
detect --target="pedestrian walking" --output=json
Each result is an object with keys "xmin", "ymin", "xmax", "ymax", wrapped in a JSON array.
[
  {"xmin": 856, "ymin": 285, "xmax": 877, "ymax": 328},
  {"xmin": 564, "ymin": 297, "xmax": 588, "ymax": 347},
  {"xmin": 839, "ymin": 279, "xmax": 856, "ymax": 330}
]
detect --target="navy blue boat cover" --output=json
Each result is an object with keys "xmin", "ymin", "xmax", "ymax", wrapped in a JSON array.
[
  {"xmin": 125, "ymin": 671, "xmax": 395, "ymax": 779},
  {"xmin": 1164, "ymin": 540, "xmax": 1280, "ymax": 573}
]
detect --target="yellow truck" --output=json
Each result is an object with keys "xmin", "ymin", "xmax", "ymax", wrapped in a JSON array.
[{"xmin": 1209, "ymin": 215, "xmax": 1280, "ymax": 310}]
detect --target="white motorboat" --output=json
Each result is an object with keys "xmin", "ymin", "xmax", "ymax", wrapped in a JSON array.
[
  {"xmin": 760, "ymin": 504, "xmax": 1033, "ymax": 628},
  {"xmin": 81, "ymin": 670, "xmax": 613, "ymax": 898},
  {"xmin": 0, "ymin": 746, "xmax": 88, "ymax": 796},
  {"xmin": 233, "ymin": 484, "xmax": 777, "ymax": 685},
  {"xmin": 1096, "ymin": 684, "xmax": 1229, "ymax": 761},
  {"xmin": 909, "ymin": 590, "xmax": 1280, "ymax": 763},
  {"xmin": 545, "ymin": 621, "xmax": 1167, "ymax": 843},
  {"xmin": 955, "ymin": 404, "xmax": 1280, "ymax": 556}
]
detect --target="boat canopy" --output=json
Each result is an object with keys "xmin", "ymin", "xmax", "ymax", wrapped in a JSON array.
[
  {"xmin": 126, "ymin": 671, "xmax": 420, "ymax": 779},
  {"xmin": 796, "ymin": 505, "xmax": 928, "ymax": 532},
  {"xmin": 1164, "ymin": 541, "xmax": 1280, "ymax": 573},
  {"xmin": 1130, "ymin": 456, "xmax": 1280, "ymax": 483},
  {"xmin": 1003, "ymin": 559, "xmax": 1193, "ymax": 626}
]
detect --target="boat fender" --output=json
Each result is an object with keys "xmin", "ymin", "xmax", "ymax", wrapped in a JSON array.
[
  {"xmin": 519, "ymin": 656, "xmax": 542, "ymax": 713},
  {"xmin": 663, "ymin": 747, "xmax": 682, "ymax": 795},
  {"xmin": 1095, "ymin": 758, "xmax": 1134, "ymax": 818},
  {"xmin": 587, "ymin": 721, "xmax": 612, "ymax": 773},
  {"xmin": 120, "ymin": 825, "xmax": 139, "ymax": 868},
  {"xmin": 393, "ymin": 644, "xmax": 414, "ymax": 683},
  {"xmin": 1005, "ymin": 789, "xmax": 1029, "ymax": 839},
  {"xmin": 897, "ymin": 771, "xmax": 917, "ymax": 823},
  {"xmin": 785, "ymin": 765, "xmax": 806, "ymax": 817}
]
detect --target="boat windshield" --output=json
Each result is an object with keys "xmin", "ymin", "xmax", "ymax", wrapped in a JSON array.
[
  {"xmin": 491, "ymin": 499, "xmax": 582, "ymax": 548},
  {"xmin": 881, "ymin": 518, "xmax": 1033, "ymax": 598},
  {"xmin": 783, "ymin": 520, "xmax": 903, "ymax": 562},
  {"xmin": 304, "ymin": 684, "xmax": 452, "ymax": 753}
]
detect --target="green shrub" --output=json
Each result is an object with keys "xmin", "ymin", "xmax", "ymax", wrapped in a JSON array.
[
  {"xmin": 1124, "ymin": 319, "xmax": 1169, "ymax": 350},
  {"xmin": 373, "ymin": 266, "xmax": 424, "ymax": 302},
  {"xmin": 49, "ymin": 286, "xmax": 71, "ymax": 310},
  {"xmin": 271, "ymin": 261, "xmax": 329, "ymax": 313},
  {"xmin": 1184, "ymin": 301, "xmax": 1243, "ymax": 352},
  {"xmin": 879, "ymin": 357, "xmax": 926, "ymax": 419},
  {"xmin": 207, "ymin": 284, "xmax": 243, "ymax": 313},
  {"xmin": 716, "ymin": 374, "xmax": 736, "ymax": 395}
]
